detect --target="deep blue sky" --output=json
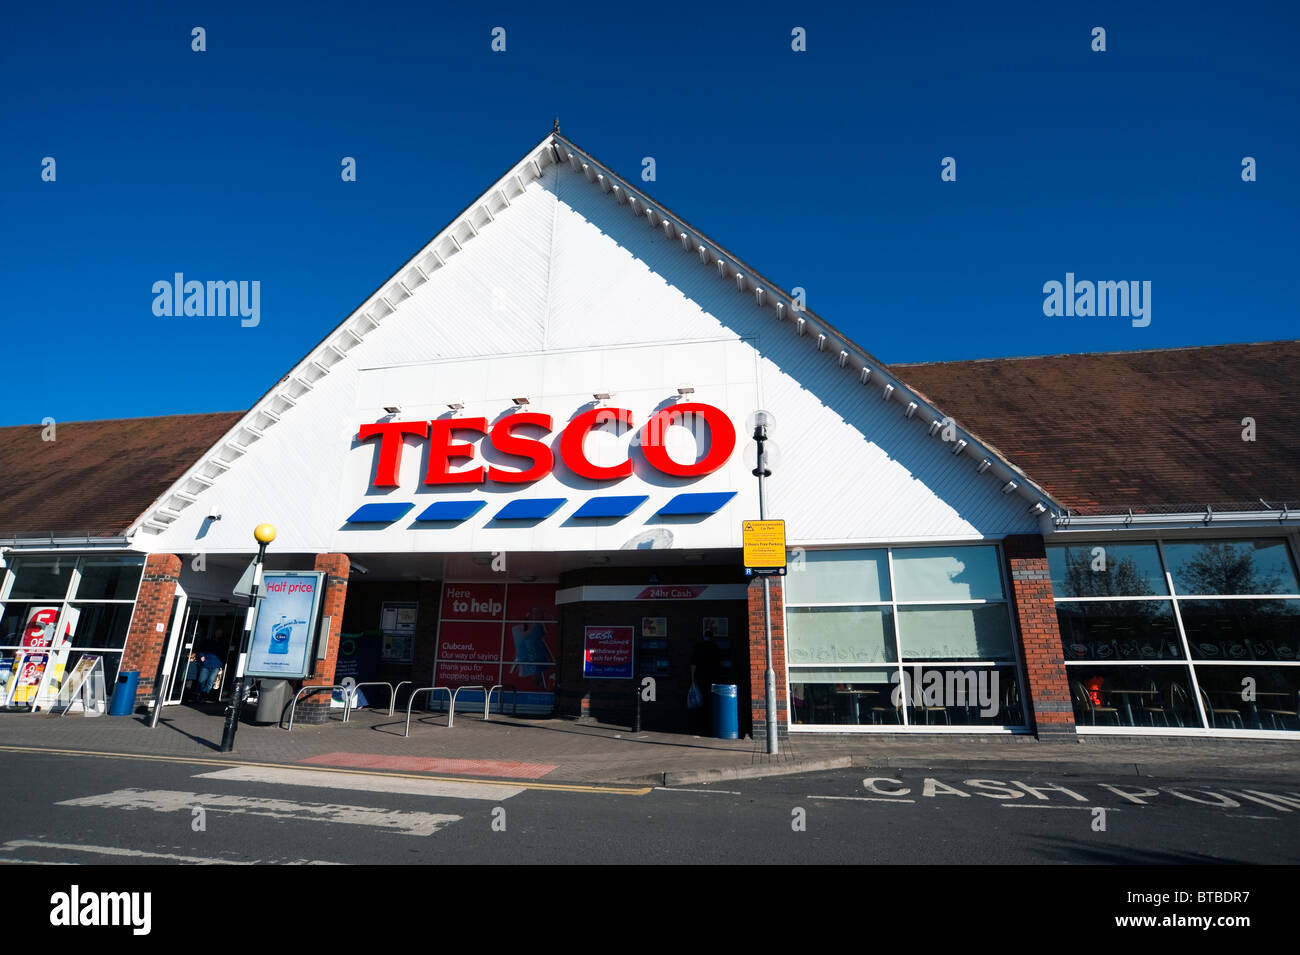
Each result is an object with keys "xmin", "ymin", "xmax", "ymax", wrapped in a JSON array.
[{"xmin": 3, "ymin": 2, "xmax": 1296, "ymax": 425}]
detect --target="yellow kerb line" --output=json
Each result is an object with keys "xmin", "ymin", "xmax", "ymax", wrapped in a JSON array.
[{"xmin": 0, "ymin": 744, "xmax": 651, "ymax": 796}]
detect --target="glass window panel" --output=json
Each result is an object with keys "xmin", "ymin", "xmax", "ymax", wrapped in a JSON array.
[
  {"xmin": 1055, "ymin": 600, "xmax": 1182, "ymax": 661},
  {"xmin": 790, "ymin": 667, "xmax": 897, "ymax": 683},
  {"xmin": 1046, "ymin": 542, "xmax": 1168, "ymax": 597},
  {"xmin": 0, "ymin": 602, "xmax": 68, "ymax": 647},
  {"xmin": 899, "ymin": 665, "xmax": 1025, "ymax": 726},
  {"xmin": 1192, "ymin": 664, "xmax": 1299, "ymax": 732},
  {"xmin": 67, "ymin": 603, "xmax": 135, "ymax": 652},
  {"xmin": 786, "ymin": 606, "xmax": 895, "ymax": 665},
  {"xmin": 897, "ymin": 604, "xmax": 1015, "ymax": 661},
  {"xmin": 74, "ymin": 556, "xmax": 145, "ymax": 601},
  {"xmin": 1065, "ymin": 664, "xmax": 1201, "ymax": 728},
  {"xmin": 790, "ymin": 672, "xmax": 901, "ymax": 725},
  {"xmin": 892, "ymin": 546, "xmax": 1004, "ymax": 601},
  {"xmin": 7, "ymin": 558, "xmax": 74, "ymax": 600},
  {"xmin": 784, "ymin": 549, "xmax": 890, "ymax": 604},
  {"xmin": 1177, "ymin": 599, "xmax": 1299, "ymax": 662},
  {"xmin": 1164, "ymin": 539, "xmax": 1300, "ymax": 596}
]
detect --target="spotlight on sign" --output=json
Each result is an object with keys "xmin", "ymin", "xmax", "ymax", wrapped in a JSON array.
[
  {"xmin": 677, "ymin": 384, "xmax": 695, "ymax": 396},
  {"xmin": 383, "ymin": 405, "xmax": 402, "ymax": 415},
  {"xmin": 512, "ymin": 396, "xmax": 530, "ymax": 407},
  {"xmin": 447, "ymin": 401, "xmax": 465, "ymax": 411}
]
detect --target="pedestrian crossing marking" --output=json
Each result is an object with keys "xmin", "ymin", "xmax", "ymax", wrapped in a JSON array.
[{"xmin": 196, "ymin": 765, "xmax": 525, "ymax": 800}]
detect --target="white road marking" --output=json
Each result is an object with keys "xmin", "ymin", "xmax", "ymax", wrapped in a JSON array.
[
  {"xmin": 0, "ymin": 840, "xmax": 343, "ymax": 864},
  {"xmin": 0, "ymin": 856, "xmax": 77, "ymax": 865},
  {"xmin": 1221, "ymin": 790, "xmax": 1294, "ymax": 812},
  {"xmin": 810, "ymin": 795, "xmax": 916, "ymax": 803},
  {"xmin": 57, "ymin": 789, "xmax": 462, "ymax": 837},
  {"xmin": 655, "ymin": 787, "xmax": 742, "ymax": 795},
  {"xmin": 195, "ymin": 766, "xmax": 525, "ymax": 801},
  {"xmin": 1, "ymin": 840, "xmax": 237, "ymax": 864},
  {"xmin": 999, "ymin": 804, "xmax": 1111, "ymax": 810}
]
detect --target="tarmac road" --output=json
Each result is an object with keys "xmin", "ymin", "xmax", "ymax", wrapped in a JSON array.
[{"xmin": 1, "ymin": 749, "xmax": 1296, "ymax": 866}]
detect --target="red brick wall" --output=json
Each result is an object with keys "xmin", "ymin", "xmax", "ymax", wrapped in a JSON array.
[
  {"xmin": 1003, "ymin": 534, "xmax": 1076, "ymax": 739},
  {"xmin": 120, "ymin": 553, "xmax": 181, "ymax": 702},
  {"xmin": 292, "ymin": 553, "xmax": 350, "ymax": 723},
  {"xmin": 747, "ymin": 575, "xmax": 788, "ymax": 738}
]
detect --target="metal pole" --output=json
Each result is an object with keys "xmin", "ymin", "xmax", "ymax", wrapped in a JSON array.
[
  {"xmin": 220, "ymin": 540, "xmax": 267, "ymax": 752},
  {"xmin": 755, "ymin": 427, "xmax": 778, "ymax": 756}
]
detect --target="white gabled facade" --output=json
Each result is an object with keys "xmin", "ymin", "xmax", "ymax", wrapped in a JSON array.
[{"xmin": 133, "ymin": 132, "xmax": 1057, "ymax": 557}]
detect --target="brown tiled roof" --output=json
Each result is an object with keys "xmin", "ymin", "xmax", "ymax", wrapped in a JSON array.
[
  {"xmin": 3, "ymin": 343, "xmax": 1296, "ymax": 537},
  {"xmin": 0, "ymin": 412, "xmax": 244, "ymax": 539},
  {"xmin": 893, "ymin": 341, "xmax": 1300, "ymax": 515}
]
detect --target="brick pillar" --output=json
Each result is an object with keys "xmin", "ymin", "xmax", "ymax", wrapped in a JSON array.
[
  {"xmin": 120, "ymin": 553, "xmax": 183, "ymax": 706},
  {"xmin": 1004, "ymin": 535, "xmax": 1076, "ymax": 740},
  {"xmin": 747, "ymin": 575, "xmax": 789, "ymax": 740},
  {"xmin": 293, "ymin": 554, "xmax": 349, "ymax": 725}
]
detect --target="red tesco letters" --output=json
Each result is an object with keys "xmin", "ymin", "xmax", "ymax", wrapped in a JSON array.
[{"xmin": 357, "ymin": 403, "xmax": 735, "ymax": 489}]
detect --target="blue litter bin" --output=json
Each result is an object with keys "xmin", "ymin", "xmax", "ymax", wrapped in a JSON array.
[
  {"xmin": 108, "ymin": 671, "xmax": 139, "ymax": 716},
  {"xmin": 711, "ymin": 683, "xmax": 738, "ymax": 739}
]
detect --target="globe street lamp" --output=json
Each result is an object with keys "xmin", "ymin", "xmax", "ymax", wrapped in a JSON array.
[{"xmin": 220, "ymin": 522, "xmax": 276, "ymax": 752}]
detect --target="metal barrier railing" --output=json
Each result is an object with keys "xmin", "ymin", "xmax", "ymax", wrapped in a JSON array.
[
  {"xmin": 286, "ymin": 684, "xmax": 348, "ymax": 731},
  {"xmin": 403, "ymin": 686, "xmax": 452, "ymax": 738},
  {"xmin": 342, "ymin": 682, "xmax": 395, "ymax": 723},
  {"xmin": 485, "ymin": 684, "xmax": 519, "ymax": 720},
  {"xmin": 448, "ymin": 684, "xmax": 491, "ymax": 727},
  {"xmin": 391, "ymin": 680, "xmax": 414, "ymax": 716}
]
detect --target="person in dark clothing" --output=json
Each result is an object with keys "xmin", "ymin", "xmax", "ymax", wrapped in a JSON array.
[
  {"xmin": 195, "ymin": 650, "xmax": 224, "ymax": 701},
  {"xmin": 689, "ymin": 633, "xmax": 722, "ymax": 734}
]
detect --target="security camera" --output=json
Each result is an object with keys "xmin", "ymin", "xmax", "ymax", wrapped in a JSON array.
[{"xmin": 351, "ymin": 561, "xmax": 370, "ymax": 575}]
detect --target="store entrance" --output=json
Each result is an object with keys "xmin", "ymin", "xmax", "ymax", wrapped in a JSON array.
[
  {"xmin": 160, "ymin": 599, "xmax": 243, "ymax": 705},
  {"xmin": 565, "ymin": 598, "xmax": 748, "ymax": 735}
]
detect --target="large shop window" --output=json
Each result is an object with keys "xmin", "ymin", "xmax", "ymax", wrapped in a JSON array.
[
  {"xmin": 1047, "ymin": 539, "xmax": 1300, "ymax": 733},
  {"xmin": 786, "ymin": 545, "xmax": 1025, "ymax": 729},
  {"xmin": 0, "ymin": 555, "xmax": 145, "ymax": 703}
]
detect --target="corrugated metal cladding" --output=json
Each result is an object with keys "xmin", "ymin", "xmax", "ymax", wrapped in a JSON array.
[{"xmin": 150, "ymin": 156, "xmax": 1036, "ymax": 557}]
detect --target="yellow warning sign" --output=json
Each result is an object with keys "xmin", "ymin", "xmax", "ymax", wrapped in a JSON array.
[{"xmin": 743, "ymin": 520, "xmax": 786, "ymax": 570}]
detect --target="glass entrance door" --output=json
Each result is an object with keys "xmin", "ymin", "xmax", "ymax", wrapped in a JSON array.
[{"xmin": 161, "ymin": 595, "xmax": 198, "ymax": 705}]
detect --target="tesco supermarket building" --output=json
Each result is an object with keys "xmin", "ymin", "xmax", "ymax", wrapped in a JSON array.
[{"xmin": 3, "ymin": 131, "xmax": 1299, "ymax": 740}]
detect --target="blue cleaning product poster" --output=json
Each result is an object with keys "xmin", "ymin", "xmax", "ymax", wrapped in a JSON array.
[{"xmin": 246, "ymin": 572, "xmax": 325, "ymax": 678}]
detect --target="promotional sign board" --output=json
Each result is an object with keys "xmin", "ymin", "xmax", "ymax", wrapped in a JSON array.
[
  {"xmin": 433, "ymin": 581, "xmax": 558, "ymax": 711},
  {"xmin": 59, "ymin": 655, "xmax": 101, "ymax": 702},
  {"xmin": 583, "ymin": 626, "xmax": 635, "ymax": 680},
  {"xmin": 245, "ymin": 572, "xmax": 325, "ymax": 679},
  {"xmin": 743, "ymin": 519, "xmax": 787, "ymax": 572},
  {"xmin": 5, "ymin": 652, "xmax": 48, "ymax": 706},
  {"xmin": 57, "ymin": 654, "xmax": 106, "ymax": 716}
]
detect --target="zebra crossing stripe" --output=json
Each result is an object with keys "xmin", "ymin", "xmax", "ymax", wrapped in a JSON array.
[{"xmin": 195, "ymin": 765, "xmax": 525, "ymax": 800}]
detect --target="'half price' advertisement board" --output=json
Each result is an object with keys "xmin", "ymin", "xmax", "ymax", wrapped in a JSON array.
[{"xmin": 246, "ymin": 572, "xmax": 325, "ymax": 679}]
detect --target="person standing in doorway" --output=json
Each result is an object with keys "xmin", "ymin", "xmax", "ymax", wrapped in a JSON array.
[
  {"xmin": 689, "ymin": 631, "xmax": 722, "ymax": 735},
  {"xmin": 195, "ymin": 648, "xmax": 224, "ymax": 702}
]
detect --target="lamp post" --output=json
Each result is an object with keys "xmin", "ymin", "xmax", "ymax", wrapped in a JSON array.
[
  {"xmin": 751, "ymin": 411, "xmax": 779, "ymax": 756},
  {"xmin": 220, "ymin": 522, "xmax": 276, "ymax": 753}
]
